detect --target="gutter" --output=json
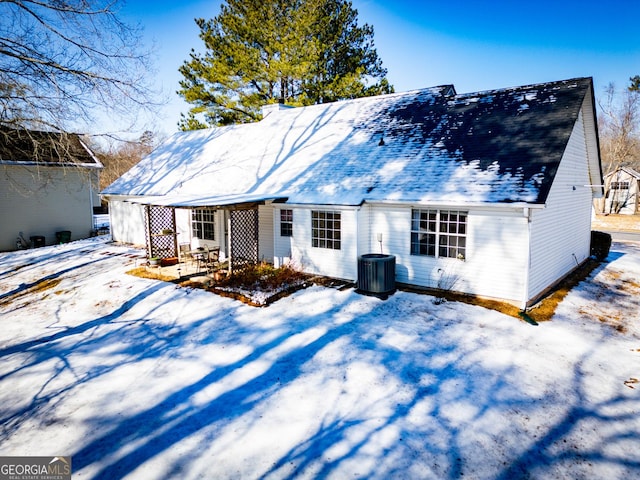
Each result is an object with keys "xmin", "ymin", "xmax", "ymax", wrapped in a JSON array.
[
  {"xmin": 365, "ymin": 199, "xmax": 547, "ymax": 211},
  {"xmin": 0, "ymin": 160, "xmax": 102, "ymax": 168}
]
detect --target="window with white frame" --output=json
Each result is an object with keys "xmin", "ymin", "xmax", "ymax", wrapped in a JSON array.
[
  {"xmin": 411, "ymin": 209, "xmax": 467, "ymax": 259},
  {"xmin": 192, "ymin": 208, "xmax": 216, "ymax": 240},
  {"xmin": 280, "ymin": 209, "xmax": 293, "ymax": 237},
  {"xmin": 611, "ymin": 181, "xmax": 630, "ymax": 190},
  {"xmin": 312, "ymin": 210, "xmax": 341, "ymax": 250}
]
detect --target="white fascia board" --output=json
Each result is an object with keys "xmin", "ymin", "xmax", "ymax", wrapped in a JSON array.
[
  {"xmin": 280, "ymin": 202, "xmax": 362, "ymax": 211},
  {"xmin": 364, "ymin": 199, "xmax": 546, "ymax": 211}
]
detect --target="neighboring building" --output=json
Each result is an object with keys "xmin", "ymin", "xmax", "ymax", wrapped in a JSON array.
[
  {"xmin": 603, "ymin": 166, "xmax": 640, "ymax": 214},
  {"xmin": 0, "ymin": 128, "xmax": 102, "ymax": 251},
  {"xmin": 103, "ymin": 77, "xmax": 603, "ymax": 308}
]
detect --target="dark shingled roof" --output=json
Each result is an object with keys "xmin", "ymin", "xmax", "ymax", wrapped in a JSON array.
[
  {"xmin": 369, "ymin": 77, "xmax": 593, "ymax": 203},
  {"xmin": 0, "ymin": 128, "xmax": 99, "ymax": 167},
  {"xmin": 105, "ymin": 78, "xmax": 597, "ymax": 206}
]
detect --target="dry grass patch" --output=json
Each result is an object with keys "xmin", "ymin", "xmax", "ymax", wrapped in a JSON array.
[
  {"xmin": 0, "ymin": 277, "xmax": 63, "ymax": 307},
  {"xmin": 126, "ymin": 266, "xmax": 182, "ymax": 283},
  {"xmin": 592, "ymin": 213, "xmax": 640, "ymax": 231}
]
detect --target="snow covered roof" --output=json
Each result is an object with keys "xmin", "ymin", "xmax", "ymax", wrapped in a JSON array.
[{"xmin": 104, "ymin": 78, "xmax": 596, "ymax": 206}]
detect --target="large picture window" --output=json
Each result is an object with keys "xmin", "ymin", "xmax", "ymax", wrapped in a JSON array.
[
  {"xmin": 192, "ymin": 208, "xmax": 216, "ymax": 240},
  {"xmin": 411, "ymin": 209, "xmax": 467, "ymax": 259},
  {"xmin": 312, "ymin": 210, "xmax": 341, "ymax": 250},
  {"xmin": 280, "ymin": 209, "xmax": 293, "ymax": 237}
]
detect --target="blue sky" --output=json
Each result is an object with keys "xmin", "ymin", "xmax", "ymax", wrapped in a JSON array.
[{"xmin": 121, "ymin": 0, "xmax": 640, "ymax": 135}]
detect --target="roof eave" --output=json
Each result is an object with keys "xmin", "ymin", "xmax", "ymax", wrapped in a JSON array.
[{"xmin": 0, "ymin": 159, "xmax": 102, "ymax": 168}]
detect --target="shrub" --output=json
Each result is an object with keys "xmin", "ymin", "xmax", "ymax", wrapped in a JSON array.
[
  {"xmin": 218, "ymin": 262, "xmax": 307, "ymax": 291},
  {"xmin": 590, "ymin": 231, "xmax": 612, "ymax": 262}
]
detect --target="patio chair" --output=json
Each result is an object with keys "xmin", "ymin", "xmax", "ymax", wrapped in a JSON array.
[
  {"xmin": 179, "ymin": 243, "xmax": 193, "ymax": 265},
  {"xmin": 191, "ymin": 247, "xmax": 207, "ymax": 272},
  {"xmin": 205, "ymin": 246, "xmax": 221, "ymax": 273}
]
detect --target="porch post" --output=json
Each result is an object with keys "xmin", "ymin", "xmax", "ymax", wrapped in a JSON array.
[
  {"xmin": 144, "ymin": 205, "xmax": 152, "ymax": 258},
  {"xmin": 171, "ymin": 207, "xmax": 178, "ymax": 257},
  {"xmin": 227, "ymin": 213, "xmax": 232, "ymax": 276}
]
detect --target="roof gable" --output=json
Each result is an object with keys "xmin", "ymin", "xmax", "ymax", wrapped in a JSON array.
[
  {"xmin": 605, "ymin": 166, "xmax": 640, "ymax": 180},
  {"xmin": 0, "ymin": 128, "xmax": 100, "ymax": 167},
  {"xmin": 105, "ymin": 78, "xmax": 594, "ymax": 206}
]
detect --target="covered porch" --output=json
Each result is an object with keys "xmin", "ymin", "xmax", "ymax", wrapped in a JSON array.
[{"xmin": 129, "ymin": 193, "xmax": 287, "ymax": 275}]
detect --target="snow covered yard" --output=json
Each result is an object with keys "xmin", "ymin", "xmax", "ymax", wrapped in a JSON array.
[{"xmin": 0, "ymin": 237, "xmax": 639, "ymax": 479}]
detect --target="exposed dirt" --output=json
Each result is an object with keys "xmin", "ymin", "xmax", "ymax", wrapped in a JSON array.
[{"xmin": 592, "ymin": 213, "xmax": 640, "ymax": 231}]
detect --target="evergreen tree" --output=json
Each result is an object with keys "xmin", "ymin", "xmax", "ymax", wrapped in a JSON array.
[
  {"xmin": 630, "ymin": 75, "xmax": 640, "ymax": 92},
  {"xmin": 178, "ymin": 0, "xmax": 392, "ymax": 129}
]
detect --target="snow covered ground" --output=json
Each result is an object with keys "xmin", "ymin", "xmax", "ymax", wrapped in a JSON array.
[{"xmin": 1, "ymin": 237, "xmax": 638, "ymax": 479}]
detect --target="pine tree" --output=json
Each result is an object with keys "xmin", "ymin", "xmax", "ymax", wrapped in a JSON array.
[
  {"xmin": 178, "ymin": 0, "xmax": 392, "ymax": 129},
  {"xmin": 630, "ymin": 75, "xmax": 640, "ymax": 92}
]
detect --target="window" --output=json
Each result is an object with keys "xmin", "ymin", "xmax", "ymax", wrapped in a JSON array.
[
  {"xmin": 192, "ymin": 208, "xmax": 216, "ymax": 240},
  {"xmin": 280, "ymin": 209, "xmax": 293, "ymax": 237},
  {"xmin": 611, "ymin": 181, "xmax": 630, "ymax": 190},
  {"xmin": 411, "ymin": 209, "xmax": 467, "ymax": 259},
  {"xmin": 312, "ymin": 210, "xmax": 341, "ymax": 250}
]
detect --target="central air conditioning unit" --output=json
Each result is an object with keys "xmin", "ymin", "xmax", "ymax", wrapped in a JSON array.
[{"xmin": 357, "ymin": 254, "xmax": 396, "ymax": 297}]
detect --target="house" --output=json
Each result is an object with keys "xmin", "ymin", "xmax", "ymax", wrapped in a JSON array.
[
  {"xmin": 0, "ymin": 128, "xmax": 102, "ymax": 251},
  {"xmin": 103, "ymin": 77, "xmax": 603, "ymax": 308},
  {"xmin": 603, "ymin": 166, "xmax": 640, "ymax": 214}
]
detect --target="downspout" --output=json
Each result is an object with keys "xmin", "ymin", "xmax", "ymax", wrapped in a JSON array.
[
  {"xmin": 89, "ymin": 171, "xmax": 94, "ymax": 210},
  {"xmin": 88, "ymin": 171, "xmax": 95, "ymax": 232},
  {"xmin": 521, "ymin": 207, "xmax": 532, "ymax": 311},
  {"xmin": 355, "ymin": 205, "xmax": 361, "ymax": 281}
]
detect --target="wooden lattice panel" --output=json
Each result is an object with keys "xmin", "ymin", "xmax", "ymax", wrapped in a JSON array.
[
  {"xmin": 145, "ymin": 205, "xmax": 177, "ymax": 259},
  {"xmin": 230, "ymin": 208, "xmax": 259, "ymax": 270}
]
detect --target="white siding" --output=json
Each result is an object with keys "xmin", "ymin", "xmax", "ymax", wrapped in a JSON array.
[
  {"xmin": 258, "ymin": 203, "xmax": 274, "ymax": 262},
  {"xmin": 1, "ymin": 165, "xmax": 95, "ymax": 251},
  {"xmin": 357, "ymin": 204, "xmax": 373, "ymax": 256},
  {"xmin": 175, "ymin": 208, "xmax": 192, "ymax": 249},
  {"xmin": 363, "ymin": 204, "xmax": 529, "ymax": 302},
  {"xmin": 273, "ymin": 207, "xmax": 293, "ymax": 268},
  {"xmin": 108, "ymin": 197, "xmax": 147, "ymax": 246},
  {"xmin": 282, "ymin": 206, "xmax": 359, "ymax": 280},
  {"xmin": 464, "ymin": 210, "xmax": 529, "ymax": 302},
  {"xmin": 528, "ymin": 106, "xmax": 593, "ymax": 302}
]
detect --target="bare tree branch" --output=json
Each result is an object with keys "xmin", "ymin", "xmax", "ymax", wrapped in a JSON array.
[
  {"xmin": 0, "ymin": 0, "xmax": 159, "ymax": 140},
  {"xmin": 598, "ymin": 82, "xmax": 640, "ymax": 175}
]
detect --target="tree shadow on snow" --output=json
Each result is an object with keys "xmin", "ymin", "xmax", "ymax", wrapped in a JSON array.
[
  {"xmin": 2, "ymin": 262, "xmax": 639, "ymax": 478},
  {"xmin": 65, "ymin": 292, "xmax": 640, "ymax": 479}
]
